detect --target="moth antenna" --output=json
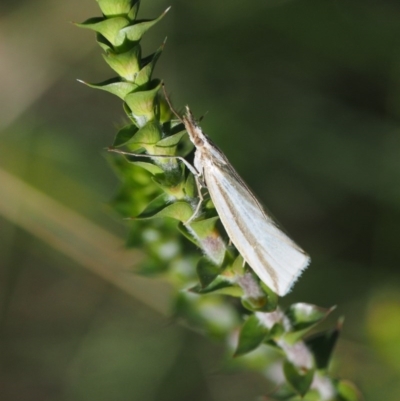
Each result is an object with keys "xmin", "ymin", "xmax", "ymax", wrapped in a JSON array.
[
  {"xmin": 184, "ymin": 106, "xmax": 207, "ymax": 124},
  {"xmin": 198, "ymin": 110, "xmax": 209, "ymax": 122},
  {"xmin": 162, "ymin": 83, "xmax": 184, "ymax": 123}
]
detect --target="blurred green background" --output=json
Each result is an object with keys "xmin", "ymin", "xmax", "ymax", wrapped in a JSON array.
[{"xmin": 1, "ymin": 0, "xmax": 400, "ymax": 400}]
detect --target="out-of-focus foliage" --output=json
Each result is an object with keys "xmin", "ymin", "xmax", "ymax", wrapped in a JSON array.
[{"xmin": 0, "ymin": 0, "xmax": 400, "ymax": 400}]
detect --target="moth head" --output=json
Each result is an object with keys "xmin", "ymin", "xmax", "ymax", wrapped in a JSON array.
[{"xmin": 183, "ymin": 106, "xmax": 207, "ymax": 148}]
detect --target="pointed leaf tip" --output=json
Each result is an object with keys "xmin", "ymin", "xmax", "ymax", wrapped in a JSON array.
[
  {"xmin": 286, "ymin": 303, "xmax": 333, "ymax": 332},
  {"xmin": 117, "ymin": 8, "xmax": 170, "ymax": 45},
  {"xmin": 78, "ymin": 77, "xmax": 137, "ymax": 100}
]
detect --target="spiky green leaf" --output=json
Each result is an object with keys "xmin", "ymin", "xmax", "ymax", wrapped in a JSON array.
[
  {"xmin": 135, "ymin": 41, "xmax": 165, "ymax": 86},
  {"xmin": 79, "ymin": 78, "xmax": 137, "ymax": 100},
  {"xmin": 176, "ymin": 222, "xmax": 200, "ymax": 246},
  {"xmin": 284, "ymin": 304, "xmax": 335, "ymax": 344},
  {"xmin": 116, "ymin": 7, "xmax": 170, "ymax": 44},
  {"xmin": 77, "ymin": 17, "xmax": 130, "ymax": 46},
  {"xmin": 96, "ymin": 33, "xmax": 113, "ymax": 52},
  {"xmin": 259, "ymin": 281, "xmax": 279, "ymax": 312},
  {"xmin": 131, "ymin": 161, "xmax": 163, "ymax": 175},
  {"xmin": 156, "ymin": 130, "xmax": 187, "ymax": 148},
  {"xmin": 286, "ymin": 303, "xmax": 334, "ymax": 331},
  {"xmin": 138, "ymin": 199, "xmax": 193, "ymax": 222},
  {"xmin": 96, "ymin": 0, "xmax": 134, "ymax": 17},
  {"xmin": 125, "ymin": 80, "xmax": 162, "ymax": 125},
  {"xmin": 125, "ymin": 119, "xmax": 162, "ymax": 147},
  {"xmin": 135, "ymin": 193, "xmax": 169, "ymax": 219},
  {"xmin": 196, "ymin": 258, "xmax": 221, "ymax": 288},
  {"xmin": 190, "ymin": 216, "xmax": 220, "ymax": 239},
  {"xmin": 190, "ymin": 277, "xmax": 240, "ymax": 296},
  {"xmin": 103, "ymin": 46, "xmax": 141, "ymax": 81},
  {"xmin": 305, "ymin": 319, "xmax": 342, "ymax": 370},
  {"xmin": 127, "ymin": 1, "xmax": 140, "ymax": 20},
  {"xmin": 113, "ymin": 124, "xmax": 139, "ymax": 147},
  {"xmin": 184, "ymin": 173, "xmax": 197, "ymax": 198},
  {"xmin": 283, "ymin": 360, "xmax": 314, "ymax": 397},
  {"xmin": 234, "ymin": 314, "xmax": 270, "ymax": 357}
]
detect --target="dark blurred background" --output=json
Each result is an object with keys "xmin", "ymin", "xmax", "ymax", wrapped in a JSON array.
[{"xmin": 1, "ymin": 0, "xmax": 400, "ymax": 400}]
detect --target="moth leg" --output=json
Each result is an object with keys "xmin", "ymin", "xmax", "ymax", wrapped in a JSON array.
[
  {"xmin": 184, "ymin": 174, "xmax": 204, "ymax": 225},
  {"xmin": 108, "ymin": 147, "xmax": 199, "ymax": 177}
]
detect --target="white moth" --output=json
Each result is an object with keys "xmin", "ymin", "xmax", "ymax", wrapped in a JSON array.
[
  {"xmin": 181, "ymin": 107, "xmax": 310, "ymax": 296},
  {"xmin": 109, "ymin": 106, "xmax": 310, "ymax": 296}
]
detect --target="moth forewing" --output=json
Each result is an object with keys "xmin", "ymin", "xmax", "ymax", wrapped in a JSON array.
[
  {"xmin": 202, "ymin": 154, "xmax": 309, "ymax": 296},
  {"xmin": 183, "ymin": 111, "xmax": 310, "ymax": 296}
]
